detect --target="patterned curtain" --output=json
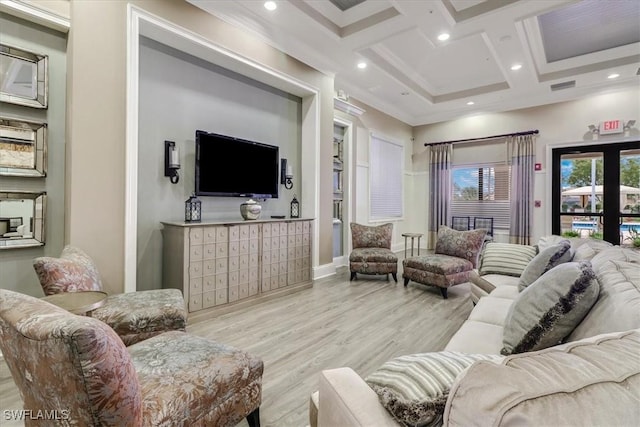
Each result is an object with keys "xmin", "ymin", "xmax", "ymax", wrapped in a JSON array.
[
  {"xmin": 428, "ymin": 144, "xmax": 453, "ymax": 249},
  {"xmin": 507, "ymin": 135, "xmax": 535, "ymax": 245}
]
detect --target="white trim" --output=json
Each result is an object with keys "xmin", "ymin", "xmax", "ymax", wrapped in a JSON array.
[
  {"xmin": 0, "ymin": 0, "xmax": 69, "ymax": 33},
  {"xmin": 333, "ymin": 116, "xmax": 354, "ymax": 263},
  {"xmin": 333, "ymin": 255, "xmax": 347, "ymax": 268},
  {"xmin": 333, "ymin": 97, "xmax": 366, "ymax": 117},
  {"xmin": 126, "ymin": 5, "xmax": 321, "ymax": 292},
  {"xmin": 314, "ymin": 262, "xmax": 337, "ymax": 280}
]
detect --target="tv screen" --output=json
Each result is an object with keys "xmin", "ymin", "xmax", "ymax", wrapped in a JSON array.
[{"xmin": 195, "ymin": 130, "xmax": 279, "ymax": 198}]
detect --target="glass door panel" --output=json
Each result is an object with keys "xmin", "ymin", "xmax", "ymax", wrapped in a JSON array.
[
  {"xmin": 559, "ymin": 152, "xmax": 603, "ymax": 239},
  {"xmin": 619, "ymin": 149, "xmax": 640, "ymax": 246}
]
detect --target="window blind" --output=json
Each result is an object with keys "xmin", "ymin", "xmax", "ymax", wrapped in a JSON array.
[
  {"xmin": 370, "ymin": 134, "xmax": 403, "ymax": 220},
  {"xmin": 451, "ymin": 163, "xmax": 511, "ymax": 229}
]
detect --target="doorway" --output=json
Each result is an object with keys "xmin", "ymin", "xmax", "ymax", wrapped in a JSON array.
[{"xmin": 552, "ymin": 141, "xmax": 640, "ymax": 245}]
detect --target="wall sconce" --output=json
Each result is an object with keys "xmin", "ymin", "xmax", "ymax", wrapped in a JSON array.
[
  {"xmin": 165, "ymin": 140, "xmax": 180, "ymax": 184},
  {"xmin": 185, "ymin": 193, "xmax": 201, "ymax": 222},
  {"xmin": 280, "ymin": 158, "xmax": 293, "ymax": 189}
]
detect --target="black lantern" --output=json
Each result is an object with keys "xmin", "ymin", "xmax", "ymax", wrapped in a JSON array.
[
  {"xmin": 290, "ymin": 195, "xmax": 300, "ymax": 218},
  {"xmin": 185, "ymin": 194, "xmax": 202, "ymax": 222}
]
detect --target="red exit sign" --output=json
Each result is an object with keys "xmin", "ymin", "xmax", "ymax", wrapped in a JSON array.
[{"xmin": 599, "ymin": 119, "xmax": 623, "ymax": 134}]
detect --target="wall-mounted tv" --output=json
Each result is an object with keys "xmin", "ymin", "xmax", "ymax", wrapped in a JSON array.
[{"xmin": 195, "ymin": 130, "xmax": 279, "ymax": 198}]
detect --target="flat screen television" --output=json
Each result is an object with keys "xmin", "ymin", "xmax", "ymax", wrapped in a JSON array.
[{"xmin": 195, "ymin": 130, "xmax": 279, "ymax": 198}]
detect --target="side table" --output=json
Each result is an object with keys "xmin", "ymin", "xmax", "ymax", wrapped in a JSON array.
[
  {"xmin": 402, "ymin": 233, "xmax": 424, "ymax": 258},
  {"xmin": 41, "ymin": 291, "xmax": 108, "ymax": 315}
]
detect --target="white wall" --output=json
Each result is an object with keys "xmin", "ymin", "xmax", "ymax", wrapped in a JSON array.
[
  {"xmin": 412, "ymin": 87, "xmax": 640, "ymax": 244},
  {"xmin": 137, "ymin": 37, "xmax": 301, "ymax": 291}
]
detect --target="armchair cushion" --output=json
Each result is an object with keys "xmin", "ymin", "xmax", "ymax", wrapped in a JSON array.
[
  {"xmin": 435, "ymin": 226, "xmax": 487, "ymax": 268},
  {"xmin": 351, "ymin": 223, "xmax": 393, "ymax": 249},
  {"xmin": 33, "ymin": 246, "xmax": 103, "ymax": 295},
  {"xmin": 349, "ymin": 248, "xmax": 398, "ymax": 264}
]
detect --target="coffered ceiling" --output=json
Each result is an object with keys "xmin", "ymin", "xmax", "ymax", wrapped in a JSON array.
[{"xmin": 187, "ymin": 0, "xmax": 640, "ymax": 126}]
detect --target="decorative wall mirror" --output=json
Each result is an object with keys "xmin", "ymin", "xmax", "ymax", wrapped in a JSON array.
[
  {"xmin": 0, "ymin": 191, "xmax": 46, "ymax": 249},
  {"xmin": 0, "ymin": 117, "xmax": 47, "ymax": 177},
  {"xmin": 0, "ymin": 44, "xmax": 48, "ymax": 109}
]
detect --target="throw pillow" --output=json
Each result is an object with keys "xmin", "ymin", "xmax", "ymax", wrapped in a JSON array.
[
  {"xmin": 572, "ymin": 238, "xmax": 614, "ymax": 262},
  {"xmin": 365, "ymin": 351, "xmax": 504, "ymax": 427},
  {"xmin": 502, "ymin": 261, "xmax": 599, "ymax": 355},
  {"xmin": 479, "ymin": 242, "xmax": 537, "ymax": 277},
  {"xmin": 434, "ymin": 226, "xmax": 487, "ymax": 268},
  {"xmin": 33, "ymin": 246, "xmax": 103, "ymax": 295},
  {"xmin": 517, "ymin": 241, "xmax": 573, "ymax": 291}
]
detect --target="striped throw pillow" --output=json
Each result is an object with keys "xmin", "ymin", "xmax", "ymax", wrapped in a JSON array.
[
  {"xmin": 479, "ymin": 242, "xmax": 538, "ymax": 277},
  {"xmin": 366, "ymin": 352, "xmax": 504, "ymax": 426}
]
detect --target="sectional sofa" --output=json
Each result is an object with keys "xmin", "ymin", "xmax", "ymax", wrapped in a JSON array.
[{"xmin": 311, "ymin": 237, "xmax": 640, "ymax": 426}]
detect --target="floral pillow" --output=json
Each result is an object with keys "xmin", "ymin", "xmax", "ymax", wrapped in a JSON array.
[
  {"xmin": 33, "ymin": 246, "xmax": 103, "ymax": 295},
  {"xmin": 435, "ymin": 226, "xmax": 487, "ymax": 268}
]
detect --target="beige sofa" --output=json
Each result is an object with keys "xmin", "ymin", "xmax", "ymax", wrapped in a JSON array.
[{"xmin": 311, "ymin": 239, "xmax": 640, "ymax": 426}]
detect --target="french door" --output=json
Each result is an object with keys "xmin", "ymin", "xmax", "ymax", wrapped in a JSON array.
[{"xmin": 552, "ymin": 141, "xmax": 640, "ymax": 245}]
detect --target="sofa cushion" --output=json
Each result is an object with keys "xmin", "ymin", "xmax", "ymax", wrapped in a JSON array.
[
  {"xmin": 479, "ymin": 243, "xmax": 537, "ymax": 277},
  {"xmin": 568, "ymin": 259, "xmax": 640, "ymax": 342},
  {"xmin": 434, "ymin": 226, "xmax": 487, "ymax": 268},
  {"xmin": 33, "ymin": 246, "xmax": 103, "ymax": 295},
  {"xmin": 572, "ymin": 238, "xmax": 614, "ymax": 262},
  {"xmin": 444, "ymin": 330, "xmax": 640, "ymax": 427},
  {"xmin": 502, "ymin": 261, "xmax": 599, "ymax": 355},
  {"xmin": 517, "ymin": 241, "xmax": 573, "ymax": 291},
  {"xmin": 365, "ymin": 352, "xmax": 503, "ymax": 427},
  {"xmin": 589, "ymin": 246, "xmax": 640, "ymax": 272}
]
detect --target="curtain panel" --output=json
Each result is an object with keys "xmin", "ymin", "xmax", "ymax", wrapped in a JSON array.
[
  {"xmin": 507, "ymin": 135, "xmax": 535, "ymax": 245},
  {"xmin": 427, "ymin": 144, "xmax": 453, "ymax": 249}
]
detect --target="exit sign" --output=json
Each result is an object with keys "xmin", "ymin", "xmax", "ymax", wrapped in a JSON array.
[{"xmin": 599, "ymin": 119, "xmax": 623, "ymax": 134}]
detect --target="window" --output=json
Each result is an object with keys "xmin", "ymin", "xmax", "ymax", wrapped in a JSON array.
[
  {"xmin": 451, "ymin": 163, "xmax": 511, "ymax": 229},
  {"xmin": 370, "ymin": 134, "xmax": 403, "ymax": 220}
]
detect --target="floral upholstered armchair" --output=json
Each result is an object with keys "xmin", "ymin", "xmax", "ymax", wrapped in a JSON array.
[
  {"xmin": 349, "ymin": 223, "xmax": 398, "ymax": 282},
  {"xmin": 0, "ymin": 289, "xmax": 263, "ymax": 427},
  {"xmin": 33, "ymin": 246, "xmax": 187, "ymax": 345}
]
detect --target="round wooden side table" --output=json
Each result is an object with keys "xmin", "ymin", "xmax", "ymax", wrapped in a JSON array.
[
  {"xmin": 41, "ymin": 291, "xmax": 108, "ymax": 315},
  {"xmin": 402, "ymin": 233, "xmax": 424, "ymax": 258}
]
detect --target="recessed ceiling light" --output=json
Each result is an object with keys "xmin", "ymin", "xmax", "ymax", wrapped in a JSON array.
[
  {"xmin": 510, "ymin": 64, "xmax": 522, "ymax": 71},
  {"xmin": 608, "ymin": 73, "xmax": 620, "ymax": 79},
  {"xmin": 467, "ymin": 101, "xmax": 475, "ymax": 106},
  {"xmin": 264, "ymin": 1, "xmax": 277, "ymax": 11},
  {"xmin": 437, "ymin": 33, "xmax": 450, "ymax": 41},
  {"xmin": 357, "ymin": 62, "xmax": 367, "ymax": 69}
]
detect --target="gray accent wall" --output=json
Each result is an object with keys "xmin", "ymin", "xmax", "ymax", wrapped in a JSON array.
[
  {"xmin": 137, "ymin": 37, "xmax": 302, "ymax": 291},
  {"xmin": 0, "ymin": 13, "xmax": 67, "ymax": 296}
]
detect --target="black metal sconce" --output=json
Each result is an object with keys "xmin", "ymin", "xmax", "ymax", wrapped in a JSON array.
[
  {"xmin": 165, "ymin": 140, "xmax": 180, "ymax": 184},
  {"xmin": 280, "ymin": 158, "xmax": 293, "ymax": 190}
]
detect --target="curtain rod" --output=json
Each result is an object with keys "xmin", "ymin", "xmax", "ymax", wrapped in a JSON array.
[{"xmin": 424, "ymin": 129, "xmax": 539, "ymax": 147}]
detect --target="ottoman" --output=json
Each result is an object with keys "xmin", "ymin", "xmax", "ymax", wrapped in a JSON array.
[{"xmin": 402, "ymin": 255, "xmax": 474, "ymax": 299}]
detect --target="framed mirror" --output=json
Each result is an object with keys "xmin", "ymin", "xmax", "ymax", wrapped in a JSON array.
[
  {"xmin": 0, "ymin": 117, "xmax": 47, "ymax": 177},
  {"xmin": 0, "ymin": 191, "xmax": 46, "ymax": 249},
  {"xmin": 0, "ymin": 44, "xmax": 48, "ymax": 109}
]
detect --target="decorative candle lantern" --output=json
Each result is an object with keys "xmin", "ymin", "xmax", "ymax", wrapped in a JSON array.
[
  {"xmin": 185, "ymin": 194, "xmax": 202, "ymax": 222},
  {"xmin": 290, "ymin": 195, "xmax": 300, "ymax": 218}
]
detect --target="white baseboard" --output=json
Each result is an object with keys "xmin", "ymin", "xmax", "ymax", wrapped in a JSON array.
[{"xmin": 313, "ymin": 262, "xmax": 336, "ymax": 280}]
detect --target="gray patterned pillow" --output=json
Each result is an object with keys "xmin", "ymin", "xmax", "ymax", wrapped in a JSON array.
[
  {"xmin": 517, "ymin": 241, "xmax": 573, "ymax": 291},
  {"xmin": 502, "ymin": 261, "xmax": 599, "ymax": 355},
  {"xmin": 366, "ymin": 352, "xmax": 504, "ymax": 426}
]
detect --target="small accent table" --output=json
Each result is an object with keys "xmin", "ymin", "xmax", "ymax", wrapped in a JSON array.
[
  {"xmin": 402, "ymin": 233, "xmax": 424, "ymax": 258},
  {"xmin": 41, "ymin": 291, "xmax": 108, "ymax": 315}
]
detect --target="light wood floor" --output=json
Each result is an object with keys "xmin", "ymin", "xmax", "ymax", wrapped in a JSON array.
[{"xmin": 0, "ymin": 265, "xmax": 474, "ymax": 427}]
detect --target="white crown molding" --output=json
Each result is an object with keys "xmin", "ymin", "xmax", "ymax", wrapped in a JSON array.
[
  {"xmin": 0, "ymin": 0, "xmax": 70, "ymax": 33},
  {"xmin": 334, "ymin": 97, "xmax": 366, "ymax": 116}
]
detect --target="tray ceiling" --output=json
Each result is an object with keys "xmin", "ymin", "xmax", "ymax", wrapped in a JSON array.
[{"xmin": 187, "ymin": 0, "xmax": 640, "ymax": 126}]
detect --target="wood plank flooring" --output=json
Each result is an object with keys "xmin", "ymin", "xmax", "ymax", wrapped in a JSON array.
[{"xmin": 0, "ymin": 266, "xmax": 474, "ymax": 427}]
